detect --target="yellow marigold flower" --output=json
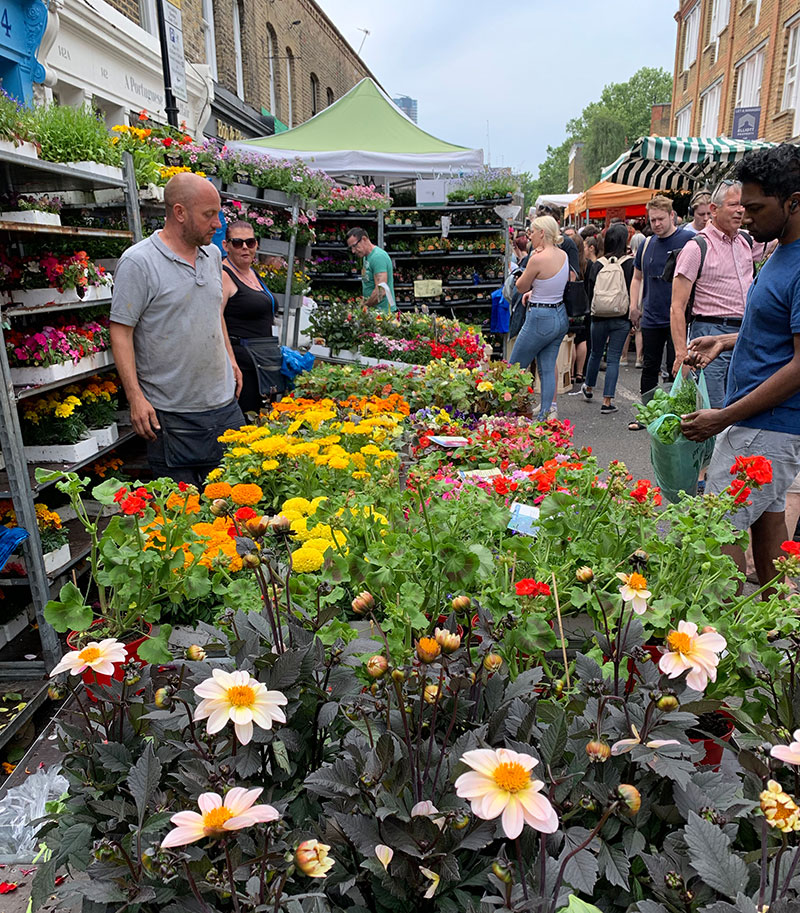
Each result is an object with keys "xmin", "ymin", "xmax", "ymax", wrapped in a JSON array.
[
  {"xmin": 328, "ymin": 456, "xmax": 351, "ymax": 470},
  {"xmin": 309, "ymin": 496, "xmax": 328, "ymax": 514},
  {"xmin": 261, "ymin": 459, "xmax": 279, "ymax": 471},
  {"xmin": 477, "ymin": 381, "xmax": 494, "ymax": 392},
  {"xmin": 291, "ymin": 547, "xmax": 325, "ymax": 573},
  {"xmin": 352, "ymin": 471, "xmax": 371, "ymax": 480},
  {"xmin": 761, "ymin": 780, "xmax": 800, "ymax": 832},
  {"xmin": 290, "ymin": 517, "xmax": 311, "ymax": 541},
  {"xmin": 204, "ymin": 482, "xmax": 232, "ymax": 500},
  {"xmin": 304, "ymin": 537, "xmax": 333, "ymax": 553},
  {"xmin": 206, "ymin": 468, "xmax": 223, "ymax": 482},
  {"xmin": 231, "ymin": 447, "xmax": 251, "ymax": 458},
  {"xmin": 219, "ymin": 428, "xmax": 246, "ymax": 442},
  {"xmin": 230, "ymin": 484, "xmax": 263, "ymax": 506},
  {"xmin": 282, "ymin": 497, "xmax": 312, "ymax": 515},
  {"xmin": 360, "ymin": 444, "xmax": 381, "ymax": 456},
  {"xmin": 278, "ymin": 509, "xmax": 303, "ymax": 522}
]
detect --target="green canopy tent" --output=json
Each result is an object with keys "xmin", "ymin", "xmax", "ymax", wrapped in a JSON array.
[
  {"xmin": 235, "ymin": 78, "xmax": 483, "ymax": 178},
  {"xmin": 601, "ymin": 136, "xmax": 778, "ymax": 190}
]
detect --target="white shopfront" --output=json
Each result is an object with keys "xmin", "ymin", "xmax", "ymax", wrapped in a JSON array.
[{"xmin": 38, "ymin": 0, "xmax": 213, "ymax": 136}]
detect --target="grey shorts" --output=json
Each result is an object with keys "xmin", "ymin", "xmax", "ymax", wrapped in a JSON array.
[{"xmin": 706, "ymin": 425, "xmax": 800, "ymax": 530}]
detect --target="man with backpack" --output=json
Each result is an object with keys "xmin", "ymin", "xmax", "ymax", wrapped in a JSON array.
[
  {"xmin": 580, "ymin": 223, "xmax": 635, "ymax": 413},
  {"xmin": 670, "ymin": 180, "xmax": 764, "ymax": 408}
]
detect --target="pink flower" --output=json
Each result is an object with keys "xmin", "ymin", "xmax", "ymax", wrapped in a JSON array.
[
  {"xmin": 161, "ymin": 788, "xmax": 280, "ymax": 847},
  {"xmin": 771, "ymin": 730, "xmax": 800, "ymax": 766},
  {"xmin": 658, "ymin": 621, "xmax": 726, "ymax": 692}
]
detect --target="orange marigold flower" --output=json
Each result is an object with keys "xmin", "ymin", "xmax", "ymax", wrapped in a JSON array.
[
  {"xmin": 204, "ymin": 482, "xmax": 232, "ymax": 500},
  {"xmin": 230, "ymin": 483, "xmax": 263, "ymax": 506}
]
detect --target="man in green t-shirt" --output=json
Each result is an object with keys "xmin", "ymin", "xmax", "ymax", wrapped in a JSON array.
[{"xmin": 346, "ymin": 227, "xmax": 396, "ymax": 315}]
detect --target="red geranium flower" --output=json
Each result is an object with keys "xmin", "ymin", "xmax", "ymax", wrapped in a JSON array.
[
  {"xmin": 235, "ymin": 506, "xmax": 257, "ymax": 521},
  {"xmin": 728, "ymin": 478, "xmax": 751, "ymax": 505},
  {"xmin": 178, "ymin": 482, "xmax": 189, "ymax": 492},
  {"xmin": 163, "ymin": 136, "xmax": 174, "ymax": 147},
  {"xmin": 515, "ymin": 578, "xmax": 551, "ymax": 597},
  {"xmin": 782, "ymin": 541, "xmax": 800, "ymax": 557},
  {"xmin": 134, "ymin": 486, "xmax": 153, "ymax": 500},
  {"xmin": 113, "ymin": 486, "xmax": 128, "ymax": 503}
]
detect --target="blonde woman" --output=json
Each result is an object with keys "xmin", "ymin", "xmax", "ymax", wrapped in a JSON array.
[{"xmin": 511, "ymin": 215, "xmax": 571, "ymax": 419}]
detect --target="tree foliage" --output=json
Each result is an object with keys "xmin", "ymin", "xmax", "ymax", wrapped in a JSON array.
[{"xmin": 529, "ymin": 66, "xmax": 673, "ymax": 199}]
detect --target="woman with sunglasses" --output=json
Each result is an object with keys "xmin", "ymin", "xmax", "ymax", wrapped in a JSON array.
[{"xmin": 222, "ymin": 220, "xmax": 277, "ymax": 414}]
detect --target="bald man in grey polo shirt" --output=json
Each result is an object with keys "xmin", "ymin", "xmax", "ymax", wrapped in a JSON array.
[{"xmin": 110, "ymin": 173, "xmax": 244, "ymax": 485}]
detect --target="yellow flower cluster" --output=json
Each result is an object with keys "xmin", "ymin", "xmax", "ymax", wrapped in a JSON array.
[
  {"xmin": 22, "ymin": 392, "xmax": 82, "ymax": 423},
  {"xmin": 278, "ymin": 497, "xmax": 346, "ymax": 573},
  {"xmin": 761, "ymin": 780, "xmax": 800, "ymax": 832},
  {"xmin": 66, "ymin": 377, "xmax": 117, "ymax": 404},
  {"xmin": 111, "ymin": 125, "xmax": 152, "ymax": 141},
  {"xmin": 160, "ymin": 165, "xmax": 205, "ymax": 180},
  {"xmin": 1, "ymin": 501, "xmax": 62, "ymax": 532}
]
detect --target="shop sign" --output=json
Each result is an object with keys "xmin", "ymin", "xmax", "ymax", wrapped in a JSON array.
[
  {"xmin": 216, "ymin": 120, "xmax": 246, "ymax": 141},
  {"xmin": 163, "ymin": 0, "xmax": 187, "ymax": 103},
  {"xmin": 732, "ymin": 107, "xmax": 760, "ymax": 140}
]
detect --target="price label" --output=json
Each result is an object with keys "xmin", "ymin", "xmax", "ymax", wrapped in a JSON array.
[{"xmin": 413, "ymin": 279, "xmax": 442, "ymax": 298}]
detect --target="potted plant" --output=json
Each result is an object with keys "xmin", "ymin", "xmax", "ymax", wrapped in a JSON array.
[
  {"xmin": 68, "ymin": 376, "xmax": 120, "ymax": 448},
  {"xmin": 0, "ymin": 87, "xmax": 37, "ymax": 158},
  {"xmin": 5, "ymin": 250, "xmax": 112, "ymax": 310},
  {"xmin": 1, "ymin": 500, "xmax": 71, "ymax": 575},
  {"xmin": 20, "ymin": 390, "xmax": 99, "ymax": 463},
  {"xmin": 6, "ymin": 316, "xmax": 113, "ymax": 386},
  {"xmin": 0, "ymin": 193, "xmax": 62, "ymax": 227},
  {"xmin": 36, "ymin": 471, "xmax": 216, "ymax": 672},
  {"xmin": 29, "ymin": 103, "xmax": 122, "ymax": 179}
]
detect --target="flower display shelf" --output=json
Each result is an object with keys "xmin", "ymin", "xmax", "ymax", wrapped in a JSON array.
[
  {"xmin": 23, "ymin": 435, "xmax": 99, "ymax": 465},
  {"xmin": 8, "ymin": 284, "xmax": 111, "ymax": 309},
  {"xmin": 44, "ymin": 543, "xmax": 71, "ymax": 575},
  {"xmin": 87, "ymin": 422, "xmax": 119, "ymax": 448},
  {"xmin": 259, "ymin": 238, "xmax": 291, "ymax": 257},
  {"xmin": 10, "ymin": 349, "xmax": 114, "ymax": 387},
  {"xmin": 65, "ymin": 162, "xmax": 124, "ymax": 182},
  {"xmin": 0, "ymin": 210, "xmax": 61, "ymax": 227},
  {"xmin": 0, "ymin": 140, "xmax": 38, "ymax": 159}
]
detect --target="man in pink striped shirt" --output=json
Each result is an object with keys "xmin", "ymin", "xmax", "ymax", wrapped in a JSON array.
[{"xmin": 670, "ymin": 180, "xmax": 767, "ymax": 407}]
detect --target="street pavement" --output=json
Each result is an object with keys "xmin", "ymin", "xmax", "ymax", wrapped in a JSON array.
[{"xmin": 555, "ymin": 359, "xmax": 655, "ymax": 481}]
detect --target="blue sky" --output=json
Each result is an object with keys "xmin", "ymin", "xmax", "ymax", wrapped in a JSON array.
[{"xmin": 317, "ymin": 0, "xmax": 678, "ymax": 176}]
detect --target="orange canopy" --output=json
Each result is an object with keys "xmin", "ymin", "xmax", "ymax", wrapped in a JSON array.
[{"xmin": 567, "ymin": 181, "xmax": 656, "ymax": 218}]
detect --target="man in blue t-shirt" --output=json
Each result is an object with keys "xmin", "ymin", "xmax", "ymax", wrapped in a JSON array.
[
  {"xmin": 629, "ymin": 196, "xmax": 692, "ymax": 428},
  {"xmin": 682, "ymin": 145, "xmax": 800, "ymax": 588}
]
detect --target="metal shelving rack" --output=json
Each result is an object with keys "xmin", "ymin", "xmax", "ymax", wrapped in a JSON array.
[{"xmin": 0, "ymin": 150, "xmax": 141, "ymax": 679}]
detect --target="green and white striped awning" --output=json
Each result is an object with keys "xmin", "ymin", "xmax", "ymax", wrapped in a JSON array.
[{"xmin": 601, "ymin": 136, "xmax": 778, "ymax": 191}]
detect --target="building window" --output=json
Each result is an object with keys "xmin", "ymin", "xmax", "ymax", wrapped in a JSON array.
[
  {"xmin": 700, "ymin": 81, "xmax": 722, "ymax": 135},
  {"xmin": 310, "ymin": 73, "xmax": 319, "ymax": 116},
  {"xmin": 710, "ymin": 0, "xmax": 730, "ymax": 41},
  {"xmin": 201, "ymin": 0, "xmax": 217, "ymax": 81},
  {"xmin": 755, "ymin": 0, "xmax": 762, "ymax": 22},
  {"xmin": 267, "ymin": 25, "xmax": 279, "ymax": 118},
  {"xmin": 138, "ymin": 0, "xmax": 157, "ymax": 35},
  {"xmin": 783, "ymin": 24, "xmax": 800, "ymax": 111},
  {"xmin": 232, "ymin": 0, "xmax": 245, "ymax": 99},
  {"xmin": 683, "ymin": 4, "xmax": 700, "ymax": 70},
  {"xmin": 675, "ymin": 103, "xmax": 693, "ymax": 136},
  {"xmin": 327, "ymin": 88, "xmax": 335, "ymax": 107},
  {"xmin": 735, "ymin": 46, "xmax": 765, "ymax": 108},
  {"xmin": 285, "ymin": 48, "xmax": 294, "ymax": 128}
]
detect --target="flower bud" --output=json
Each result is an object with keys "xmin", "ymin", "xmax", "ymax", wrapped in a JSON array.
[
  {"xmin": 423, "ymin": 683, "xmax": 441, "ymax": 705},
  {"xmin": 366, "ymin": 655, "xmax": 388, "ymax": 678},
  {"xmin": 576, "ymin": 565, "xmax": 594, "ymax": 583},
  {"xmin": 701, "ymin": 625, "xmax": 717, "ymax": 634},
  {"xmin": 491, "ymin": 861, "xmax": 513, "ymax": 883},
  {"xmin": 617, "ymin": 784, "xmax": 641, "ymax": 815},
  {"xmin": 268, "ymin": 514, "xmax": 291, "ymax": 534},
  {"xmin": 391, "ymin": 668, "xmax": 405, "ymax": 683},
  {"xmin": 246, "ymin": 515, "xmax": 270, "ymax": 537},
  {"xmin": 242, "ymin": 552, "xmax": 261, "ymax": 569},
  {"xmin": 48, "ymin": 681, "xmax": 67, "ymax": 701},
  {"xmin": 295, "ymin": 840, "xmax": 335, "ymax": 878},
  {"xmin": 483, "ymin": 653, "xmax": 502, "ymax": 673},
  {"xmin": 186, "ymin": 644, "xmax": 207, "ymax": 662},
  {"xmin": 154, "ymin": 687, "xmax": 173, "ymax": 710},
  {"xmin": 579, "ymin": 796, "xmax": 597, "ymax": 811},
  {"xmin": 656, "ymin": 694, "xmax": 679, "ymax": 712},
  {"xmin": 416, "ymin": 637, "xmax": 442, "ymax": 663},
  {"xmin": 351, "ymin": 591, "xmax": 375, "ymax": 615},
  {"xmin": 210, "ymin": 498, "xmax": 229, "ymax": 517},
  {"xmin": 451, "ymin": 595, "xmax": 471, "ymax": 612},
  {"xmin": 664, "ymin": 871, "xmax": 682, "ymax": 890},
  {"xmin": 434, "ymin": 627, "xmax": 461, "ymax": 653},
  {"xmin": 451, "ymin": 814, "xmax": 470, "ymax": 830},
  {"xmin": 123, "ymin": 667, "xmax": 142, "ymax": 687},
  {"xmin": 586, "ymin": 740, "xmax": 611, "ymax": 763}
]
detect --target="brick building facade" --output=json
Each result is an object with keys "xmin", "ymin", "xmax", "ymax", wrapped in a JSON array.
[
  {"xmin": 672, "ymin": 0, "xmax": 800, "ymax": 142},
  {"xmin": 101, "ymin": 0, "xmax": 374, "ymax": 138}
]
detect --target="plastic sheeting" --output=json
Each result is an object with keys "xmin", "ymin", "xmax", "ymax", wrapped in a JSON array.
[{"xmin": 0, "ymin": 766, "xmax": 68, "ymax": 858}]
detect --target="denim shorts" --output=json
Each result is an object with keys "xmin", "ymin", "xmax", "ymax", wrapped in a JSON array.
[{"xmin": 706, "ymin": 425, "xmax": 800, "ymax": 529}]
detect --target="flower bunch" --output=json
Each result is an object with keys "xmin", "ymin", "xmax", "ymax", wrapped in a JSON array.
[
  {"xmin": 65, "ymin": 375, "xmax": 118, "ymax": 429},
  {"xmin": 1, "ymin": 501, "xmax": 68, "ymax": 553},
  {"xmin": 321, "ymin": 183, "xmax": 392, "ymax": 211},
  {"xmin": 21, "ymin": 392, "xmax": 87, "ymax": 445},
  {"xmin": 6, "ymin": 315, "xmax": 110, "ymax": 367},
  {"xmin": 727, "ymin": 454, "xmax": 773, "ymax": 504}
]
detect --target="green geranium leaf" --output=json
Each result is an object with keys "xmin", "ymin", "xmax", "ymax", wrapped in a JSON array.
[
  {"xmin": 136, "ymin": 625, "xmax": 173, "ymax": 664},
  {"xmin": 44, "ymin": 582, "xmax": 92, "ymax": 633},
  {"xmin": 92, "ymin": 478, "xmax": 126, "ymax": 505},
  {"xmin": 557, "ymin": 898, "xmax": 603, "ymax": 913}
]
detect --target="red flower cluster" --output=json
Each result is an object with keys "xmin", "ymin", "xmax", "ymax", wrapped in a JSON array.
[
  {"xmin": 728, "ymin": 478, "xmax": 751, "ymax": 505},
  {"xmin": 235, "ymin": 506, "xmax": 258, "ymax": 521},
  {"xmin": 493, "ymin": 476, "xmax": 519, "ymax": 497},
  {"xmin": 630, "ymin": 479, "xmax": 663, "ymax": 506},
  {"xmin": 527, "ymin": 459, "xmax": 584, "ymax": 495},
  {"xmin": 114, "ymin": 485, "xmax": 153, "ymax": 517},
  {"xmin": 730, "ymin": 455, "xmax": 773, "ymax": 486},
  {"xmin": 515, "ymin": 578, "xmax": 551, "ymax": 597},
  {"xmin": 782, "ymin": 541, "xmax": 800, "ymax": 557}
]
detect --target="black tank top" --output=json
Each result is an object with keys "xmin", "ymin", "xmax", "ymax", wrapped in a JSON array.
[{"xmin": 223, "ymin": 264, "xmax": 274, "ymax": 338}]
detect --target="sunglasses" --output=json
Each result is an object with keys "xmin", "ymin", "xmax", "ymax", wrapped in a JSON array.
[{"xmin": 228, "ymin": 237, "xmax": 257, "ymax": 249}]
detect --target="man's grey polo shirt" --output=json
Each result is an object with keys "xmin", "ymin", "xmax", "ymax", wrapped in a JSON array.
[{"xmin": 110, "ymin": 232, "xmax": 234, "ymax": 413}]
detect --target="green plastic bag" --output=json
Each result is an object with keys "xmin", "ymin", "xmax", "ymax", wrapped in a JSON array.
[{"xmin": 646, "ymin": 371, "xmax": 716, "ymax": 504}]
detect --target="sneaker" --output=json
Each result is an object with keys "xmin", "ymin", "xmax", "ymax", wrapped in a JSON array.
[
  {"xmin": 600, "ymin": 403, "xmax": 618, "ymax": 414},
  {"xmin": 581, "ymin": 383, "xmax": 593, "ymax": 401},
  {"xmin": 635, "ymin": 361, "xmax": 643, "ymax": 369},
  {"xmin": 548, "ymin": 404, "xmax": 558, "ymax": 420}
]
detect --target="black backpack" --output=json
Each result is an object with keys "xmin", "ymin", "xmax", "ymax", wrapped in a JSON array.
[{"xmin": 661, "ymin": 231, "xmax": 754, "ymax": 321}]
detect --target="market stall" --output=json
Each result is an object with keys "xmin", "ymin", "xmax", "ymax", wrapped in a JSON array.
[
  {"xmin": 601, "ymin": 135, "xmax": 778, "ymax": 190},
  {"xmin": 566, "ymin": 180, "xmax": 656, "ymax": 224}
]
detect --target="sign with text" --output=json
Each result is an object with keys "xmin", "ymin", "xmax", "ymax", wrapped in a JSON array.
[
  {"xmin": 164, "ymin": 0, "xmax": 187, "ymax": 102},
  {"xmin": 413, "ymin": 279, "xmax": 443, "ymax": 298},
  {"xmin": 416, "ymin": 180, "xmax": 449, "ymax": 207},
  {"xmin": 732, "ymin": 106, "xmax": 761, "ymax": 140}
]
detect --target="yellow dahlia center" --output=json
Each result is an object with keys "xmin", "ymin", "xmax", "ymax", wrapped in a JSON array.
[
  {"xmin": 203, "ymin": 807, "xmax": 233, "ymax": 830},
  {"xmin": 493, "ymin": 761, "xmax": 531, "ymax": 793},
  {"xmin": 226, "ymin": 684, "xmax": 256, "ymax": 708},
  {"xmin": 667, "ymin": 631, "xmax": 693, "ymax": 654},
  {"xmin": 627, "ymin": 572, "xmax": 647, "ymax": 592},
  {"xmin": 79, "ymin": 646, "xmax": 101, "ymax": 663}
]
